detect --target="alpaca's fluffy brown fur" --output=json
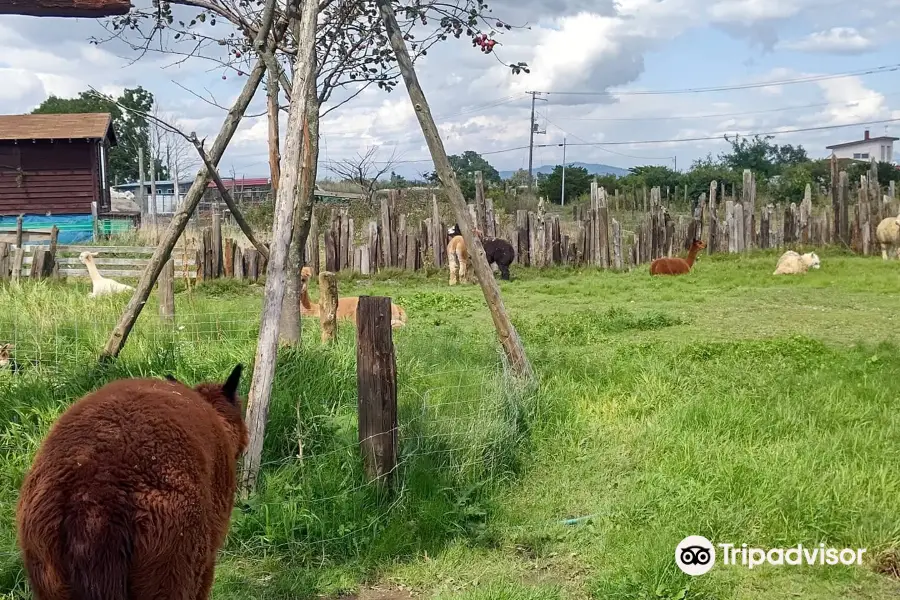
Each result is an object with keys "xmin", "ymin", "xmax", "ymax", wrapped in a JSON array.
[
  {"xmin": 16, "ymin": 366, "xmax": 248, "ymax": 600},
  {"xmin": 650, "ymin": 239, "xmax": 706, "ymax": 275},
  {"xmin": 299, "ymin": 267, "xmax": 407, "ymax": 328}
]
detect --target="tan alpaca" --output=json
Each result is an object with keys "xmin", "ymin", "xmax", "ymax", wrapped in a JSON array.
[
  {"xmin": 299, "ymin": 267, "xmax": 407, "ymax": 328},
  {"xmin": 446, "ymin": 224, "xmax": 469, "ymax": 285}
]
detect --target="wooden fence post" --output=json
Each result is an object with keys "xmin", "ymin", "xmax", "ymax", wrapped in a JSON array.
[
  {"xmin": 611, "ymin": 218, "xmax": 622, "ymax": 269},
  {"xmin": 485, "ymin": 197, "xmax": 496, "ymax": 238},
  {"xmin": 91, "ymin": 201, "xmax": 100, "ymax": 242},
  {"xmin": 319, "ymin": 271, "xmax": 338, "ymax": 343},
  {"xmin": 839, "ymin": 171, "xmax": 850, "ymax": 247},
  {"xmin": 159, "ymin": 258, "xmax": 175, "ymax": 322},
  {"xmin": 29, "ymin": 249, "xmax": 50, "ymax": 279},
  {"xmin": 742, "ymin": 169, "xmax": 755, "ymax": 250},
  {"xmin": 212, "ymin": 213, "xmax": 223, "ymax": 277},
  {"xmin": 340, "ymin": 209, "xmax": 351, "ymax": 270},
  {"xmin": 474, "ymin": 171, "xmax": 486, "ymax": 231},
  {"xmin": 380, "ymin": 198, "xmax": 392, "ymax": 268},
  {"xmin": 431, "ymin": 194, "xmax": 443, "ymax": 268},
  {"xmin": 356, "ymin": 296, "xmax": 398, "ymax": 489},
  {"xmin": 307, "ymin": 210, "xmax": 320, "ymax": 276},
  {"xmin": 800, "ymin": 184, "xmax": 812, "ymax": 245},
  {"xmin": 708, "ymin": 181, "xmax": 718, "ymax": 254},
  {"xmin": 224, "ymin": 238, "xmax": 235, "ymax": 277},
  {"xmin": 233, "ymin": 246, "xmax": 245, "ymax": 280},
  {"xmin": 859, "ymin": 175, "xmax": 871, "ymax": 255},
  {"xmin": 0, "ymin": 242, "xmax": 8, "ymax": 280}
]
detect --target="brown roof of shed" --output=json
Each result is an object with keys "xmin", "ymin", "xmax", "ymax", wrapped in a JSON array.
[{"xmin": 0, "ymin": 113, "xmax": 117, "ymax": 145}]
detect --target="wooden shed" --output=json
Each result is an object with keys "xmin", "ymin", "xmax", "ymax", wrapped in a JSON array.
[{"xmin": 0, "ymin": 113, "xmax": 117, "ymax": 217}]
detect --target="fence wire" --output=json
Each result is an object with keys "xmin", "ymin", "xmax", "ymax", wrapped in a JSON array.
[{"xmin": 0, "ymin": 281, "xmax": 536, "ymax": 585}]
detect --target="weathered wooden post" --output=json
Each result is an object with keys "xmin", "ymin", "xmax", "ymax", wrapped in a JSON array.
[
  {"xmin": 708, "ymin": 180, "xmax": 718, "ymax": 254},
  {"xmin": 91, "ymin": 201, "xmax": 100, "ymax": 242},
  {"xmin": 48, "ymin": 225, "xmax": 59, "ymax": 278},
  {"xmin": 859, "ymin": 175, "xmax": 871, "ymax": 255},
  {"xmin": 839, "ymin": 171, "xmax": 850, "ymax": 247},
  {"xmin": 800, "ymin": 184, "xmax": 812, "ymax": 245},
  {"xmin": 611, "ymin": 218, "xmax": 622, "ymax": 269},
  {"xmin": 319, "ymin": 271, "xmax": 337, "ymax": 343},
  {"xmin": 212, "ymin": 213, "xmax": 223, "ymax": 277},
  {"xmin": 356, "ymin": 296, "xmax": 398, "ymax": 489},
  {"xmin": 159, "ymin": 258, "xmax": 175, "ymax": 322},
  {"xmin": 830, "ymin": 154, "xmax": 840, "ymax": 241},
  {"xmin": 474, "ymin": 171, "xmax": 487, "ymax": 231},
  {"xmin": 742, "ymin": 169, "xmax": 755, "ymax": 250},
  {"xmin": 0, "ymin": 242, "xmax": 8, "ymax": 280}
]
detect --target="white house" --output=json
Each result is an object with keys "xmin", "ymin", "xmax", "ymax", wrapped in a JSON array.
[{"xmin": 826, "ymin": 129, "xmax": 898, "ymax": 163}]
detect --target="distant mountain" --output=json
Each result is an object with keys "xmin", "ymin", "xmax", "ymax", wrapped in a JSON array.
[{"xmin": 498, "ymin": 162, "xmax": 630, "ymax": 179}]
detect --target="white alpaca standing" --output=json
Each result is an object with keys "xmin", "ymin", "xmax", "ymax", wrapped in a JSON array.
[
  {"xmin": 875, "ymin": 213, "xmax": 900, "ymax": 260},
  {"xmin": 773, "ymin": 250, "xmax": 820, "ymax": 275},
  {"xmin": 79, "ymin": 251, "xmax": 135, "ymax": 297}
]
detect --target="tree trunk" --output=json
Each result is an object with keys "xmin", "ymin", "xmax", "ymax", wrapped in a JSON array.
[
  {"xmin": 279, "ymin": 79, "xmax": 321, "ymax": 346},
  {"xmin": 267, "ymin": 68, "xmax": 281, "ymax": 199},
  {"xmin": 375, "ymin": 0, "xmax": 533, "ymax": 381},
  {"xmin": 242, "ymin": 0, "xmax": 318, "ymax": 494}
]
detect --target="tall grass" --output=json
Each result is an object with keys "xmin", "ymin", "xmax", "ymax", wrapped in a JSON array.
[
  {"xmin": 2, "ymin": 252, "xmax": 900, "ymax": 599},
  {"xmin": 0, "ymin": 279, "xmax": 538, "ymax": 599}
]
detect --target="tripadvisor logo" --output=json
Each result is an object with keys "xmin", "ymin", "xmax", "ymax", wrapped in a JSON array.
[
  {"xmin": 676, "ymin": 536, "xmax": 716, "ymax": 576},
  {"xmin": 675, "ymin": 536, "xmax": 867, "ymax": 576}
]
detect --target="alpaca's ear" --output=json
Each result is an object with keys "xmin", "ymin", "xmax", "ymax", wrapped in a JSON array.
[{"xmin": 222, "ymin": 364, "xmax": 243, "ymax": 401}]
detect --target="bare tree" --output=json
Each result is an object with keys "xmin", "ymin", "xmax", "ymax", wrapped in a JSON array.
[
  {"xmin": 149, "ymin": 106, "xmax": 199, "ymax": 183},
  {"xmin": 329, "ymin": 145, "xmax": 397, "ymax": 204}
]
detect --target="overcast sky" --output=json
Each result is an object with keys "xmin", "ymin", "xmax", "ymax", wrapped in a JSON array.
[{"xmin": 3, "ymin": 0, "xmax": 900, "ymax": 180}]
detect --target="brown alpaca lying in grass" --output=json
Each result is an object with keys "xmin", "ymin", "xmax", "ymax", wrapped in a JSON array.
[
  {"xmin": 650, "ymin": 239, "xmax": 706, "ymax": 275},
  {"xmin": 16, "ymin": 366, "xmax": 248, "ymax": 600},
  {"xmin": 300, "ymin": 267, "xmax": 407, "ymax": 328}
]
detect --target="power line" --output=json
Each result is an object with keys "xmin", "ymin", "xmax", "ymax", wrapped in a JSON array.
[
  {"xmin": 536, "ymin": 116, "xmax": 900, "ymax": 147},
  {"xmin": 542, "ymin": 115, "xmax": 674, "ymax": 161},
  {"xmin": 535, "ymin": 62, "xmax": 900, "ymax": 97},
  {"xmin": 293, "ymin": 116, "xmax": 900, "ymax": 166},
  {"xmin": 550, "ymin": 91, "xmax": 900, "ymax": 122}
]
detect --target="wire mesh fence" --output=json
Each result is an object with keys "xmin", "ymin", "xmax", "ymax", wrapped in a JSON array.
[{"xmin": 0, "ymin": 279, "xmax": 536, "ymax": 587}]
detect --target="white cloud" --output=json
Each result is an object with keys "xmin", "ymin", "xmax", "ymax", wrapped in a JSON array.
[
  {"xmin": 2, "ymin": 0, "xmax": 900, "ymax": 179},
  {"xmin": 778, "ymin": 27, "xmax": 876, "ymax": 54},
  {"xmin": 816, "ymin": 76, "xmax": 888, "ymax": 125}
]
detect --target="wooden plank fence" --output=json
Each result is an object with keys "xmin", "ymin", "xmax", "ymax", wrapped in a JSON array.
[
  {"xmin": 3, "ymin": 167, "xmax": 895, "ymax": 284},
  {"xmin": 301, "ymin": 168, "xmax": 900, "ymax": 276}
]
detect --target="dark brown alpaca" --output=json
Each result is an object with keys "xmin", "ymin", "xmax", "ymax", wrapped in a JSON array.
[
  {"xmin": 650, "ymin": 239, "xmax": 707, "ymax": 276},
  {"xmin": 16, "ymin": 365, "xmax": 248, "ymax": 600}
]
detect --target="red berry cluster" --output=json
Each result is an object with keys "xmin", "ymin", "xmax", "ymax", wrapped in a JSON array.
[{"xmin": 473, "ymin": 33, "xmax": 496, "ymax": 53}]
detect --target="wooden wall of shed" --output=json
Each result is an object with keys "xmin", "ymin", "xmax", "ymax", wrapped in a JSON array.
[{"xmin": 0, "ymin": 140, "xmax": 100, "ymax": 215}]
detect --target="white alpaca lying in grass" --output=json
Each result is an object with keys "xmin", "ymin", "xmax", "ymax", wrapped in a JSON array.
[
  {"xmin": 79, "ymin": 251, "xmax": 135, "ymax": 297},
  {"xmin": 773, "ymin": 250, "xmax": 820, "ymax": 275}
]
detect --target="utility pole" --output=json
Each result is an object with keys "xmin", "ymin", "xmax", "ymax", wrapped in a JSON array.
[
  {"xmin": 526, "ymin": 91, "xmax": 546, "ymax": 190},
  {"xmin": 561, "ymin": 137, "xmax": 567, "ymax": 206}
]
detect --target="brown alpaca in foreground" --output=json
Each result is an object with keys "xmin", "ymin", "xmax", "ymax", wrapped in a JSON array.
[
  {"xmin": 16, "ymin": 366, "xmax": 248, "ymax": 600},
  {"xmin": 299, "ymin": 267, "xmax": 407, "ymax": 328},
  {"xmin": 649, "ymin": 239, "xmax": 707, "ymax": 275}
]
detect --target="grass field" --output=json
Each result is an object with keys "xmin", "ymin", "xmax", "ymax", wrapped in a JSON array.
[{"xmin": 1, "ymin": 248, "xmax": 900, "ymax": 600}]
